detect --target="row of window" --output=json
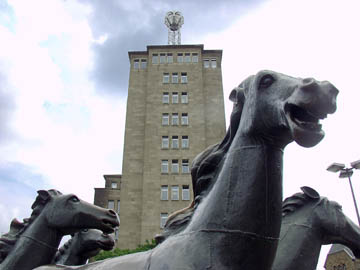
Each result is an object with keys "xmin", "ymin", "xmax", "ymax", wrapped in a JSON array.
[
  {"xmin": 162, "ymin": 113, "xmax": 188, "ymax": 126},
  {"xmin": 161, "ymin": 185, "xmax": 190, "ymax": 201},
  {"xmin": 161, "ymin": 159, "xmax": 189, "ymax": 174},
  {"xmin": 204, "ymin": 59, "xmax": 217, "ymax": 69},
  {"xmin": 162, "ymin": 135, "xmax": 188, "ymax": 149},
  {"xmin": 107, "ymin": 200, "xmax": 121, "ymax": 213},
  {"xmin": 133, "ymin": 59, "xmax": 147, "ymax": 69},
  {"xmin": 163, "ymin": 92, "xmax": 188, "ymax": 104},
  {"xmin": 133, "ymin": 57, "xmax": 217, "ymax": 70},
  {"xmin": 163, "ymin": 72, "xmax": 187, "ymax": 84},
  {"xmin": 153, "ymin": 53, "xmax": 198, "ymax": 64}
]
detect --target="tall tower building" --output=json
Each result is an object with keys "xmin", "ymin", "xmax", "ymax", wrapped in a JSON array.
[{"xmin": 94, "ymin": 12, "xmax": 226, "ymax": 249}]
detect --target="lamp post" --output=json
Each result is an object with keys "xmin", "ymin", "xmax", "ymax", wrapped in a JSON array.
[{"xmin": 327, "ymin": 160, "xmax": 360, "ymax": 226}]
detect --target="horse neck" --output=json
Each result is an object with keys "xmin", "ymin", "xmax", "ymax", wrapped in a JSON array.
[
  {"xmin": 56, "ymin": 239, "xmax": 87, "ymax": 266},
  {"xmin": 0, "ymin": 215, "xmax": 61, "ymax": 270},
  {"xmin": 273, "ymin": 221, "xmax": 322, "ymax": 270},
  {"xmin": 188, "ymin": 133, "xmax": 284, "ymax": 238}
]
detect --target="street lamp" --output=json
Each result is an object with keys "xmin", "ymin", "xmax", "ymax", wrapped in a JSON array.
[{"xmin": 327, "ymin": 160, "xmax": 360, "ymax": 225}]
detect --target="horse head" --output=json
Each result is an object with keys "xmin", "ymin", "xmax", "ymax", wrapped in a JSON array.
[
  {"xmin": 314, "ymin": 197, "xmax": 360, "ymax": 258},
  {"xmin": 230, "ymin": 70, "xmax": 338, "ymax": 148},
  {"xmin": 0, "ymin": 218, "xmax": 25, "ymax": 263},
  {"xmin": 33, "ymin": 190, "xmax": 119, "ymax": 235},
  {"xmin": 282, "ymin": 186, "xmax": 360, "ymax": 258},
  {"xmin": 54, "ymin": 229, "xmax": 115, "ymax": 265},
  {"xmin": 74, "ymin": 229, "xmax": 115, "ymax": 257}
]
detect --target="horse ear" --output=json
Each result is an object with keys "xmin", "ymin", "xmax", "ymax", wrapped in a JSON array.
[
  {"xmin": 229, "ymin": 87, "xmax": 245, "ymax": 105},
  {"xmin": 300, "ymin": 186, "xmax": 320, "ymax": 199},
  {"xmin": 229, "ymin": 88, "xmax": 237, "ymax": 102},
  {"xmin": 37, "ymin": 190, "xmax": 51, "ymax": 201}
]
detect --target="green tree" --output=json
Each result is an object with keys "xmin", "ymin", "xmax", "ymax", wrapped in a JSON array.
[{"xmin": 93, "ymin": 239, "xmax": 157, "ymax": 261}]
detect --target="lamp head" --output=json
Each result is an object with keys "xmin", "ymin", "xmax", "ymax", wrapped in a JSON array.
[
  {"xmin": 339, "ymin": 169, "xmax": 354, "ymax": 178},
  {"xmin": 351, "ymin": 160, "xmax": 360, "ymax": 170},
  {"xmin": 327, "ymin": 162, "xmax": 345, "ymax": 173}
]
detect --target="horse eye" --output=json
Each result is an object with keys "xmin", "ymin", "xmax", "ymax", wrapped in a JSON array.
[
  {"xmin": 70, "ymin": 196, "xmax": 80, "ymax": 203},
  {"xmin": 259, "ymin": 74, "xmax": 275, "ymax": 89}
]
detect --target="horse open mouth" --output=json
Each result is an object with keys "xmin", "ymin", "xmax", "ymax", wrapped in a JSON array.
[
  {"xmin": 285, "ymin": 103, "xmax": 326, "ymax": 147},
  {"xmin": 287, "ymin": 104, "xmax": 324, "ymax": 131},
  {"xmin": 97, "ymin": 240, "xmax": 115, "ymax": 251},
  {"xmin": 102, "ymin": 219, "xmax": 118, "ymax": 233}
]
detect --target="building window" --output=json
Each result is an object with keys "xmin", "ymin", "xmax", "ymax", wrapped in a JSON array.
[
  {"xmin": 161, "ymin": 185, "xmax": 168, "ymax": 200},
  {"xmin": 204, "ymin": 59, "xmax": 210, "ymax": 68},
  {"xmin": 162, "ymin": 113, "xmax": 169, "ymax": 125},
  {"xmin": 161, "ymin": 160, "xmax": 169, "ymax": 173},
  {"xmin": 111, "ymin": 182, "xmax": 117, "ymax": 189},
  {"xmin": 108, "ymin": 200, "xmax": 115, "ymax": 210},
  {"xmin": 162, "ymin": 136, "xmax": 169, "ymax": 149},
  {"xmin": 117, "ymin": 200, "xmax": 120, "ymax": 213},
  {"xmin": 163, "ymin": 73, "xmax": 170, "ymax": 83},
  {"xmin": 182, "ymin": 159, "xmax": 190, "ymax": 173},
  {"xmin": 181, "ymin": 113, "xmax": 188, "ymax": 125},
  {"xmin": 181, "ymin": 73, "xmax": 187, "ymax": 83},
  {"xmin": 172, "ymin": 159, "xmax": 179, "ymax": 173},
  {"xmin": 181, "ymin": 136, "xmax": 189, "ymax": 148},
  {"xmin": 171, "ymin": 186, "xmax": 179, "ymax": 200},
  {"xmin": 160, "ymin": 53, "xmax": 166, "ymax": 64},
  {"xmin": 163, "ymin": 92, "xmax": 169, "ymax": 104},
  {"xmin": 184, "ymin": 53, "xmax": 191, "ymax": 63},
  {"xmin": 134, "ymin": 59, "xmax": 140, "ymax": 69},
  {"xmin": 182, "ymin": 185, "xmax": 190, "ymax": 200},
  {"xmin": 152, "ymin": 54, "xmax": 158, "ymax": 64},
  {"xmin": 172, "ymin": 92, "xmax": 178, "ymax": 104},
  {"xmin": 181, "ymin": 92, "xmax": 188, "ymax": 104},
  {"xmin": 172, "ymin": 136, "xmax": 179, "ymax": 149},
  {"xmin": 192, "ymin": 53, "xmax": 198, "ymax": 63},
  {"xmin": 172, "ymin": 113, "xmax": 179, "ymax": 125},
  {"xmin": 167, "ymin": 53, "xmax": 173, "ymax": 63},
  {"xmin": 160, "ymin": 213, "xmax": 168, "ymax": 228},
  {"xmin": 141, "ymin": 59, "xmax": 147, "ymax": 69},
  {"xmin": 172, "ymin": 73, "xmax": 178, "ymax": 83},
  {"xmin": 177, "ymin": 53, "xmax": 183, "ymax": 63},
  {"xmin": 211, "ymin": 58, "xmax": 217, "ymax": 68}
]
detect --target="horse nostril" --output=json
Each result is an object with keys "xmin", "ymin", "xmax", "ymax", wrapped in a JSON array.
[
  {"xmin": 301, "ymin": 78, "xmax": 317, "ymax": 90},
  {"xmin": 108, "ymin": 209, "xmax": 116, "ymax": 217}
]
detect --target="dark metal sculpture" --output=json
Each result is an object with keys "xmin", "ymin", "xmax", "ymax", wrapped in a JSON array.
[
  {"xmin": 0, "ymin": 189, "xmax": 119, "ymax": 270},
  {"xmin": 34, "ymin": 70, "xmax": 338, "ymax": 270},
  {"xmin": 273, "ymin": 186, "xmax": 360, "ymax": 270},
  {"xmin": 53, "ymin": 229, "xmax": 115, "ymax": 266},
  {"xmin": 0, "ymin": 218, "xmax": 25, "ymax": 263}
]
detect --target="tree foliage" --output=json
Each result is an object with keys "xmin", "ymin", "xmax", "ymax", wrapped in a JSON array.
[{"xmin": 93, "ymin": 239, "xmax": 157, "ymax": 261}]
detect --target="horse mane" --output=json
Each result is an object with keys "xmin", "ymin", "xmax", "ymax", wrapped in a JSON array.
[
  {"xmin": 156, "ymin": 83, "xmax": 248, "ymax": 244},
  {"xmin": 53, "ymin": 237, "xmax": 73, "ymax": 263},
  {"xmin": 0, "ymin": 189, "xmax": 62, "ymax": 262},
  {"xmin": 282, "ymin": 187, "xmax": 321, "ymax": 217}
]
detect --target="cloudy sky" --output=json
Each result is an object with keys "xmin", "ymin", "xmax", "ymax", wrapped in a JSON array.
[{"xmin": 1, "ymin": 0, "xmax": 360, "ymax": 268}]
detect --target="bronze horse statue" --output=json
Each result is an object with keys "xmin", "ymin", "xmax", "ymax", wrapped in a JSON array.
[
  {"xmin": 0, "ymin": 218, "xmax": 25, "ymax": 263},
  {"xmin": 34, "ymin": 70, "xmax": 338, "ymax": 270},
  {"xmin": 53, "ymin": 229, "xmax": 115, "ymax": 265},
  {"xmin": 273, "ymin": 186, "xmax": 360, "ymax": 270},
  {"xmin": 0, "ymin": 189, "xmax": 119, "ymax": 270},
  {"xmin": 159, "ymin": 186, "xmax": 360, "ymax": 270}
]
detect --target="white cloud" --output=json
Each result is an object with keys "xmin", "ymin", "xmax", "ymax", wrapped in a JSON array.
[{"xmin": 1, "ymin": 0, "xmax": 125, "ymax": 203}]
